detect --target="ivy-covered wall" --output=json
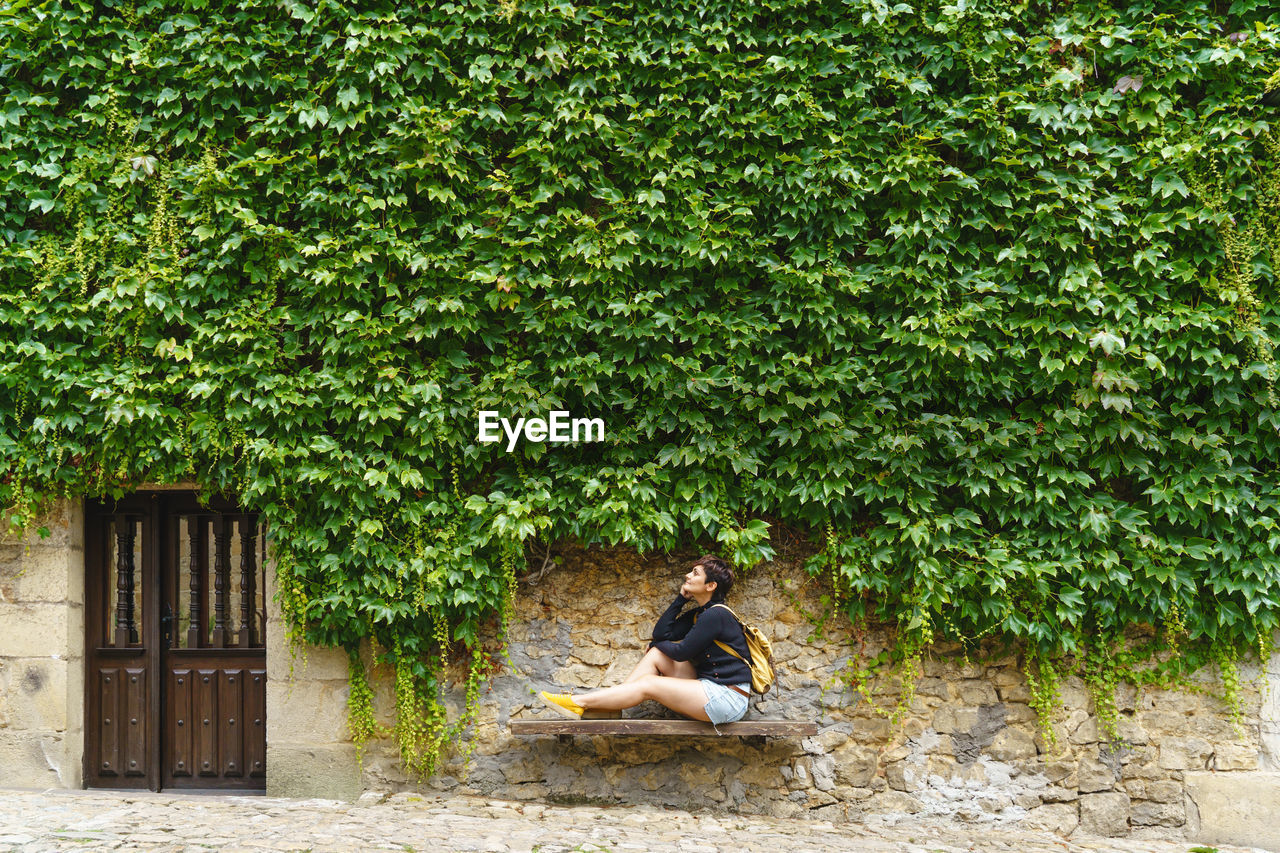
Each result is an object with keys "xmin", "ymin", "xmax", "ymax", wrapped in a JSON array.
[{"xmin": 2, "ymin": 0, "xmax": 1278, "ymax": 772}]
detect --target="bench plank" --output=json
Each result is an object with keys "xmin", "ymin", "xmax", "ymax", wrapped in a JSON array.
[{"xmin": 509, "ymin": 719, "xmax": 816, "ymax": 736}]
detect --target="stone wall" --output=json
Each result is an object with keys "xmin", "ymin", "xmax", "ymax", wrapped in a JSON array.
[
  {"xmin": 0, "ymin": 501, "xmax": 84, "ymax": 788},
  {"xmin": 0, "ymin": 503, "xmax": 1270, "ymax": 847},
  {"xmin": 1184, "ymin": 645, "xmax": 1280, "ymax": 851},
  {"xmin": 264, "ymin": 556, "xmax": 363, "ymax": 800},
  {"xmin": 269, "ymin": 546, "xmax": 1276, "ymax": 845}
]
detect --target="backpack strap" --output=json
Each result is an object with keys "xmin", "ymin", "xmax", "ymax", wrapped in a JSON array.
[
  {"xmin": 714, "ymin": 639, "xmax": 745, "ymax": 661},
  {"xmin": 710, "ymin": 603, "xmax": 739, "ymax": 621},
  {"xmin": 707, "ymin": 604, "xmax": 753, "ymax": 667}
]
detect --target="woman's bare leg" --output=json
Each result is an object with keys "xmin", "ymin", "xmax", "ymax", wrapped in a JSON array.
[
  {"xmin": 622, "ymin": 646, "xmax": 697, "ymax": 683},
  {"xmin": 576, "ymin": 674, "xmax": 711, "ymax": 721}
]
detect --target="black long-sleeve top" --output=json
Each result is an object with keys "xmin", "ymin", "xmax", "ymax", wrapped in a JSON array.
[{"xmin": 650, "ymin": 595, "xmax": 752, "ymax": 686}]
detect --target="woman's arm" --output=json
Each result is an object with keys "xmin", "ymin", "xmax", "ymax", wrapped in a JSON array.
[
  {"xmin": 651, "ymin": 606, "xmax": 730, "ymax": 662},
  {"xmin": 651, "ymin": 594, "xmax": 692, "ymax": 642}
]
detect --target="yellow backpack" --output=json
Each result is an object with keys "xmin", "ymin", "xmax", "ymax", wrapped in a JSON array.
[{"xmin": 709, "ymin": 604, "xmax": 775, "ymax": 694}]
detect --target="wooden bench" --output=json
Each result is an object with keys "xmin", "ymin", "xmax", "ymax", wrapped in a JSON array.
[{"xmin": 510, "ymin": 719, "xmax": 816, "ymax": 738}]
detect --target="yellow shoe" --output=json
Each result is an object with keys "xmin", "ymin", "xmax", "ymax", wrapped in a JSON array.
[{"xmin": 538, "ymin": 691, "xmax": 584, "ymax": 719}]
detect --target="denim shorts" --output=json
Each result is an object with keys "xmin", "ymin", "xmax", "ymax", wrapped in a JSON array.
[{"xmin": 700, "ymin": 679, "xmax": 750, "ymax": 725}]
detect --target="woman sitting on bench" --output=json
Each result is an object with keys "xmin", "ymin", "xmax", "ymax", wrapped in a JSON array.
[{"xmin": 539, "ymin": 554, "xmax": 752, "ymax": 726}]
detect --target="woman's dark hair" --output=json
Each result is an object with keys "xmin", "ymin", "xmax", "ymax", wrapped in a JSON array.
[{"xmin": 696, "ymin": 554, "xmax": 734, "ymax": 601}]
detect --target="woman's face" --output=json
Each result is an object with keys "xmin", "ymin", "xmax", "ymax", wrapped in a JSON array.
[{"xmin": 681, "ymin": 563, "xmax": 716, "ymax": 599}]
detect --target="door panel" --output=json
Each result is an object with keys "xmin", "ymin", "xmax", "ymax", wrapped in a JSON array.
[
  {"xmin": 168, "ymin": 668, "xmax": 193, "ymax": 779},
  {"xmin": 195, "ymin": 668, "xmax": 218, "ymax": 778},
  {"xmin": 85, "ymin": 498, "xmax": 156, "ymax": 790},
  {"xmin": 85, "ymin": 493, "xmax": 267, "ymax": 791},
  {"xmin": 246, "ymin": 668, "xmax": 267, "ymax": 778},
  {"xmin": 93, "ymin": 661, "xmax": 151, "ymax": 782},
  {"xmin": 123, "ymin": 667, "xmax": 148, "ymax": 777},
  {"xmin": 96, "ymin": 666, "xmax": 120, "ymax": 779}
]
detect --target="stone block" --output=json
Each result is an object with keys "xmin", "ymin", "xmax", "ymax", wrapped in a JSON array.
[
  {"xmin": 1140, "ymin": 709, "xmax": 1193, "ymax": 734},
  {"xmin": 1129, "ymin": 779, "xmax": 1181, "ymax": 803},
  {"xmin": 771, "ymin": 639, "xmax": 802, "ymax": 662},
  {"xmin": 1069, "ymin": 714, "xmax": 1098, "ymax": 745},
  {"xmin": 356, "ymin": 741, "xmax": 417, "ymax": 790},
  {"xmin": 1114, "ymin": 715, "xmax": 1148, "ymax": 745},
  {"xmin": 599, "ymin": 656, "xmax": 636, "ymax": 686},
  {"xmin": 0, "ymin": 544, "xmax": 80, "ymax": 603},
  {"xmin": 266, "ymin": 743, "xmax": 361, "ymax": 800},
  {"xmin": 1077, "ymin": 791, "xmax": 1130, "ymax": 837},
  {"xmin": 569, "ymin": 644, "xmax": 614, "ymax": 667},
  {"xmin": 775, "ymin": 607, "xmax": 805, "ymax": 626},
  {"xmin": 1186, "ymin": 771, "xmax": 1280, "ymax": 851},
  {"xmin": 961, "ymin": 759, "xmax": 996, "ymax": 786},
  {"xmin": 766, "ymin": 800, "xmax": 805, "ymax": 819},
  {"xmin": 59, "ymin": 724, "xmax": 83, "ymax": 789},
  {"xmin": 1121, "ymin": 760, "xmax": 1168, "ymax": 782},
  {"xmin": 957, "ymin": 680, "xmax": 999, "ymax": 705},
  {"xmin": 1043, "ymin": 759, "xmax": 1075, "ymax": 783},
  {"xmin": 915, "ymin": 676, "xmax": 949, "ymax": 699},
  {"xmin": 1058, "ymin": 678, "xmax": 1090, "ymax": 711},
  {"xmin": 0, "ymin": 731, "xmax": 66, "ymax": 789},
  {"xmin": 802, "ymin": 724, "xmax": 851, "ymax": 754},
  {"xmin": 926, "ymin": 754, "xmax": 958, "ymax": 780},
  {"xmin": 951, "ymin": 703, "xmax": 1007, "ymax": 763},
  {"xmin": 788, "ymin": 758, "xmax": 811, "ymax": 790},
  {"xmin": 998, "ymin": 681, "xmax": 1032, "ymax": 703},
  {"xmin": 1023, "ymin": 802, "xmax": 1079, "ymax": 836},
  {"xmin": 1130, "ymin": 799, "xmax": 1184, "ymax": 827},
  {"xmin": 1003, "ymin": 703, "xmax": 1037, "ymax": 725},
  {"xmin": 65, "ymin": 644, "xmax": 84, "ymax": 721},
  {"xmin": 899, "ymin": 716, "xmax": 930, "ymax": 739},
  {"xmin": 1078, "ymin": 754, "xmax": 1118, "ymax": 793},
  {"xmin": 677, "ymin": 761, "xmax": 724, "ymax": 791},
  {"xmin": 885, "ymin": 761, "xmax": 923, "ymax": 792},
  {"xmin": 266, "ymin": 636, "xmax": 352, "ymax": 683},
  {"xmin": 266, "ymin": 679, "xmax": 352, "ymax": 744},
  {"xmin": 1041, "ymin": 785, "xmax": 1079, "ymax": 803},
  {"xmin": 810, "ymin": 754, "xmax": 836, "ymax": 791},
  {"xmin": 850, "ymin": 716, "xmax": 891, "ymax": 742},
  {"xmin": 0, "ymin": 603, "xmax": 69, "ymax": 657},
  {"xmin": 1263, "ymin": 721, "xmax": 1280, "ymax": 772},
  {"xmin": 866, "ymin": 790, "xmax": 922, "ymax": 814},
  {"xmin": 499, "ymin": 756, "xmax": 547, "ymax": 785},
  {"xmin": 787, "ymin": 654, "xmax": 827, "ymax": 675},
  {"xmin": 0, "ymin": 546, "xmax": 19, "ymax": 589},
  {"xmin": 66, "ymin": 602, "xmax": 83, "ymax": 655},
  {"xmin": 1014, "ymin": 792, "xmax": 1042, "ymax": 809},
  {"xmin": 988, "ymin": 726, "xmax": 1037, "ymax": 761},
  {"xmin": 1211, "ymin": 742, "xmax": 1259, "ymax": 771},
  {"xmin": 800, "ymin": 789, "xmax": 836, "ymax": 809},
  {"xmin": 0, "ymin": 658, "xmax": 69, "ymax": 731},
  {"xmin": 1114, "ymin": 683, "xmax": 1138, "ymax": 713},
  {"xmin": 832, "ymin": 744, "xmax": 878, "ymax": 787},
  {"xmin": 552, "ymin": 662, "xmax": 601, "ymax": 688},
  {"xmin": 1158, "ymin": 736, "xmax": 1213, "ymax": 771},
  {"xmin": 989, "ymin": 666, "xmax": 1022, "ymax": 687},
  {"xmin": 0, "ymin": 500, "xmax": 81, "ymax": 549},
  {"xmin": 932, "ymin": 705, "xmax": 979, "ymax": 734}
]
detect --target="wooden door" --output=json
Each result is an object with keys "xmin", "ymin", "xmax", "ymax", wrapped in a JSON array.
[{"xmin": 85, "ymin": 492, "xmax": 267, "ymax": 791}]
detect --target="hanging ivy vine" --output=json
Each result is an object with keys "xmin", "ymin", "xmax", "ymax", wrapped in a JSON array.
[{"xmin": 2, "ymin": 0, "xmax": 1279, "ymax": 774}]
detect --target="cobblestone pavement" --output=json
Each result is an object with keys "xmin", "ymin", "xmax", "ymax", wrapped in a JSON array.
[{"xmin": 0, "ymin": 789, "xmax": 1264, "ymax": 853}]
